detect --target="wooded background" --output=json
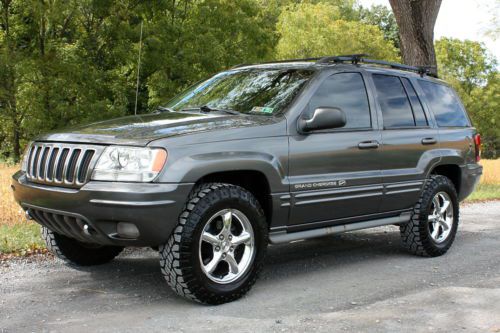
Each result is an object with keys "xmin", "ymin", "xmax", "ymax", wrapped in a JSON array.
[{"xmin": 1, "ymin": 0, "xmax": 498, "ymax": 161}]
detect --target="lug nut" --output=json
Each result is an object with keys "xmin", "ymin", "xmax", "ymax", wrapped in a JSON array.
[
  {"xmin": 228, "ymin": 235, "xmax": 232, "ymax": 241},
  {"xmin": 219, "ymin": 235, "xmax": 224, "ymax": 240},
  {"xmin": 215, "ymin": 246, "xmax": 220, "ymax": 251},
  {"xmin": 222, "ymin": 253, "xmax": 226, "ymax": 258},
  {"xmin": 230, "ymin": 246, "xmax": 234, "ymax": 252}
]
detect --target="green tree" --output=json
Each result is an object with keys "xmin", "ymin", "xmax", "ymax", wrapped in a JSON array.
[
  {"xmin": 359, "ymin": 4, "xmax": 400, "ymax": 51},
  {"xmin": 275, "ymin": 2, "xmax": 399, "ymax": 60},
  {"xmin": 0, "ymin": 0, "xmax": 25, "ymax": 161},
  {"xmin": 1, "ymin": 0, "xmax": 134, "ymax": 161},
  {"xmin": 0, "ymin": 0, "xmax": 277, "ymax": 161},
  {"xmin": 145, "ymin": 0, "xmax": 275, "ymax": 108},
  {"xmin": 468, "ymin": 73, "xmax": 499, "ymax": 158},
  {"xmin": 436, "ymin": 37, "xmax": 496, "ymax": 93}
]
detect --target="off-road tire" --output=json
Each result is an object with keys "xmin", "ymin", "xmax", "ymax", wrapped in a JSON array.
[
  {"xmin": 400, "ymin": 175, "xmax": 459, "ymax": 257},
  {"xmin": 42, "ymin": 227, "xmax": 124, "ymax": 266},
  {"xmin": 159, "ymin": 183, "xmax": 268, "ymax": 304}
]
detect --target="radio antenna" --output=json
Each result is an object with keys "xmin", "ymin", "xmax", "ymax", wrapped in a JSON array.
[{"xmin": 134, "ymin": 21, "xmax": 144, "ymax": 116}]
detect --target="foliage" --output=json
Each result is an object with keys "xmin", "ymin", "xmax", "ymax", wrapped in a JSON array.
[
  {"xmin": 0, "ymin": 0, "xmax": 276, "ymax": 161},
  {"xmin": 275, "ymin": 2, "xmax": 399, "ymax": 60},
  {"xmin": 436, "ymin": 38, "xmax": 499, "ymax": 158},
  {"xmin": 0, "ymin": 0, "xmax": 498, "ymax": 163},
  {"xmin": 436, "ymin": 38, "xmax": 497, "ymax": 93},
  {"xmin": 359, "ymin": 4, "xmax": 400, "ymax": 51}
]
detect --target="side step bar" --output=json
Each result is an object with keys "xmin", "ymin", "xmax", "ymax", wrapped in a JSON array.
[{"xmin": 269, "ymin": 213, "xmax": 411, "ymax": 244}]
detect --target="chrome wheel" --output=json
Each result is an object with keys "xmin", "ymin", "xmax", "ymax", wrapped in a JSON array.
[
  {"xmin": 428, "ymin": 191, "xmax": 454, "ymax": 243},
  {"xmin": 199, "ymin": 209, "xmax": 255, "ymax": 284}
]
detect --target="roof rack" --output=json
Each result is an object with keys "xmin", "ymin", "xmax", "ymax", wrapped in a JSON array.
[
  {"xmin": 317, "ymin": 54, "xmax": 437, "ymax": 77},
  {"xmin": 233, "ymin": 54, "xmax": 437, "ymax": 77}
]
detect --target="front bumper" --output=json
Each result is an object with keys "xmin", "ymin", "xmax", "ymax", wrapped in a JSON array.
[{"xmin": 11, "ymin": 171, "xmax": 193, "ymax": 246}]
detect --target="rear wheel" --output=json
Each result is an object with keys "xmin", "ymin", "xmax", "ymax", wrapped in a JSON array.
[
  {"xmin": 42, "ymin": 227, "xmax": 124, "ymax": 266},
  {"xmin": 159, "ymin": 183, "xmax": 268, "ymax": 304},
  {"xmin": 400, "ymin": 175, "xmax": 459, "ymax": 257}
]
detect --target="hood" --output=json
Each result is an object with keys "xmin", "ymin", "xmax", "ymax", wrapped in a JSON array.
[{"xmin": 37, "ymin": 111, "xmax": 278, "ymax": 145}]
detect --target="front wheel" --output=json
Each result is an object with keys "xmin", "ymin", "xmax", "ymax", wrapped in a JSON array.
[
  {"xmin": 159, "ymin": 183, "xmax": 268, "ymax": 304},
  {"xmin": 400, "ymin": 175, "xmax": 459, "ymax": 257}
]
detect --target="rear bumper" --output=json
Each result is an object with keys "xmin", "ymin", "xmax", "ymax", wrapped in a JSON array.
[
  {"xmin": 459, "ymin": 163, "xmax": 483, "ymax": 201},
  {"xmin": 11, "ymin": 171, "xmax": 193, "ymax": 246}
]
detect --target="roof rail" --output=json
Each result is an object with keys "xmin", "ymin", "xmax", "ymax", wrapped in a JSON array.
[
  {"xmin": 232, "ymin": 57, "xmax": 323, "ymax": 69},
  {"xmin": 233, "ymin": 54, "xmax": 368, "ymax": 68},
  {"xmin": 317, "ymin": 54, "xmax": 437, "ymax": 77},
  {"xmin": 316, "ymin": 54, "xmax": 369, "ymax": 64},
  {"xmin": 232, "ymin": 54, "xmax": 437, "ymax": 77}
]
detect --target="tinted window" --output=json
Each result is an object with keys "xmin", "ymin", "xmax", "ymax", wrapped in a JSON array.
[
  {"xmin": 373, "ymin": 74, "xmax": 415, "ymax": 128},
  {"xmin": 308, "ymin": 73, "xmax": 371, "ymax": 129},
  {"xmin": 401, "ymin": 78, "xmax": 428, "ymax": 126},
  {"xmin": 418, "ymin": 80, "xmax": 469, "ymax": 127}
]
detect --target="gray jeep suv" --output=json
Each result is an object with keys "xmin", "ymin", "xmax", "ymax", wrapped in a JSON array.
[{"xmin": 11, "ymin": 55, "xmax": 482, "ymax": 304}]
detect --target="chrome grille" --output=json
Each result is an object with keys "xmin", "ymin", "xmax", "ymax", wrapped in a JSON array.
[{"xmin": 26, "ymin": 142, "xmax": 103, "ymax": 188}]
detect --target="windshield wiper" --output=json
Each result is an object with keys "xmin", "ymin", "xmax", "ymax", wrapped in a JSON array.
[{"xmin": 181, "ymin": 105, "xmax": 241, "ymax": 115}]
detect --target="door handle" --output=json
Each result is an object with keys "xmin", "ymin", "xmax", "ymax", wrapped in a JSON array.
[
  {"xmin": 421, "ymin": 137, "xmax": 437, "ymax": 145},
  {"xmin": 358, "ymin": 140, "xmax": 380, "ymax": 149}
]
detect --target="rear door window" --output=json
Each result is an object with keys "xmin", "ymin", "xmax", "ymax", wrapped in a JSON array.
[
  {"xmin": 372, "ymin": 74, "xmax": 415, "ymax": 128},
  {"xmin": 418, "ymin": 80, "xmax": 470, "ymax": 127}
]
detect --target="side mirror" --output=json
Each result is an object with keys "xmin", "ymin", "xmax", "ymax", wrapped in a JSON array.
[{"xmin": 298, "ymin": 107, "xmax": 346, "ymax": 132}]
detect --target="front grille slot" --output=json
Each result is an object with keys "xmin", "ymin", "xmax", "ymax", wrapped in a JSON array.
[
  {"xmin": 66, "ymin": 149, "xmax": 81, "ymax": 183},
  {"xmin": 38, "ymin": 147, "xmax": 50, "ymax": 179},
  {"xmin": 78, "ymin": 150, "xmax": 95, "ymax": 183},
  {"xmin": 31, "ymin": 146, "xmax": 42, "ymax": 178},
  {"xmin": 46, "ymin": 148, "xmax": 59, "ymax": 181},
  {"xmin": 55, "ymin": 148, "xmax": 70, "ymax": 182},
  {"xmin": 26, "ymin": 143, "xmax": 101, "ymax": 188}
]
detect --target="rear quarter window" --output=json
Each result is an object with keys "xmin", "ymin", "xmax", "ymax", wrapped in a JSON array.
[{"xmin": 418, "ymin": 80, "xmax": 470, "ymax": 127}]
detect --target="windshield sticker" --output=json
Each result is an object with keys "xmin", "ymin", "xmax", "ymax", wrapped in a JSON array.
[{"xmin": 251, "ymin": 106, "xmax": 274, "ymax": 114}]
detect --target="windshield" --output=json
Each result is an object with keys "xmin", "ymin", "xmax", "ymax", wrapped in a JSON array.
[{"xmin": 164, "ymin": 68, "xmax": 314, "ymax": 115}]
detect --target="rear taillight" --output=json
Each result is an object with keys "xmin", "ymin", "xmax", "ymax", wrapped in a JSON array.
[{"xmin": 473, "ymin": 133, "xmax": 481, "ymax": 162}]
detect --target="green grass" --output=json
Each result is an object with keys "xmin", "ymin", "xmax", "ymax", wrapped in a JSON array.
[
  {"xmin": 0, "ymin": 223, "xmax": 45, "ymax": 255},
  {"xmin": 466, "ymin": 183, "xmax": 500, "ymax": 202}
]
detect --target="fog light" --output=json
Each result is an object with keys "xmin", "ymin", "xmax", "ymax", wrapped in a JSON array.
[{"xmin": 117, "ymin": 222, "xmax": 140, "ymax": 239}]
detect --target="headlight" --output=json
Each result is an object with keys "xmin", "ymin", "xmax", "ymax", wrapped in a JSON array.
[
  {"xmin": 21, "ymin": 142, "xmax": 33, "ymax": 172},
  {"xmin": 92, "ymin": 146, "xmax": 167, "ymax": 182}
]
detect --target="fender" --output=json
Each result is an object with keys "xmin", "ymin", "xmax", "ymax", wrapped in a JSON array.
[
  {"xmin": 155, "ymin": 137, "xmax": 289, "ymax": 193},
  {"xmin": 424, "ymin": 149, "xmax": 465, "ymax": 179}
]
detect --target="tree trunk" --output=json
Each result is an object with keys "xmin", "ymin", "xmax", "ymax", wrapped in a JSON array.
[{"xmin": 389, "ymin": 0, "xmax": 442, "ymax": 75}]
